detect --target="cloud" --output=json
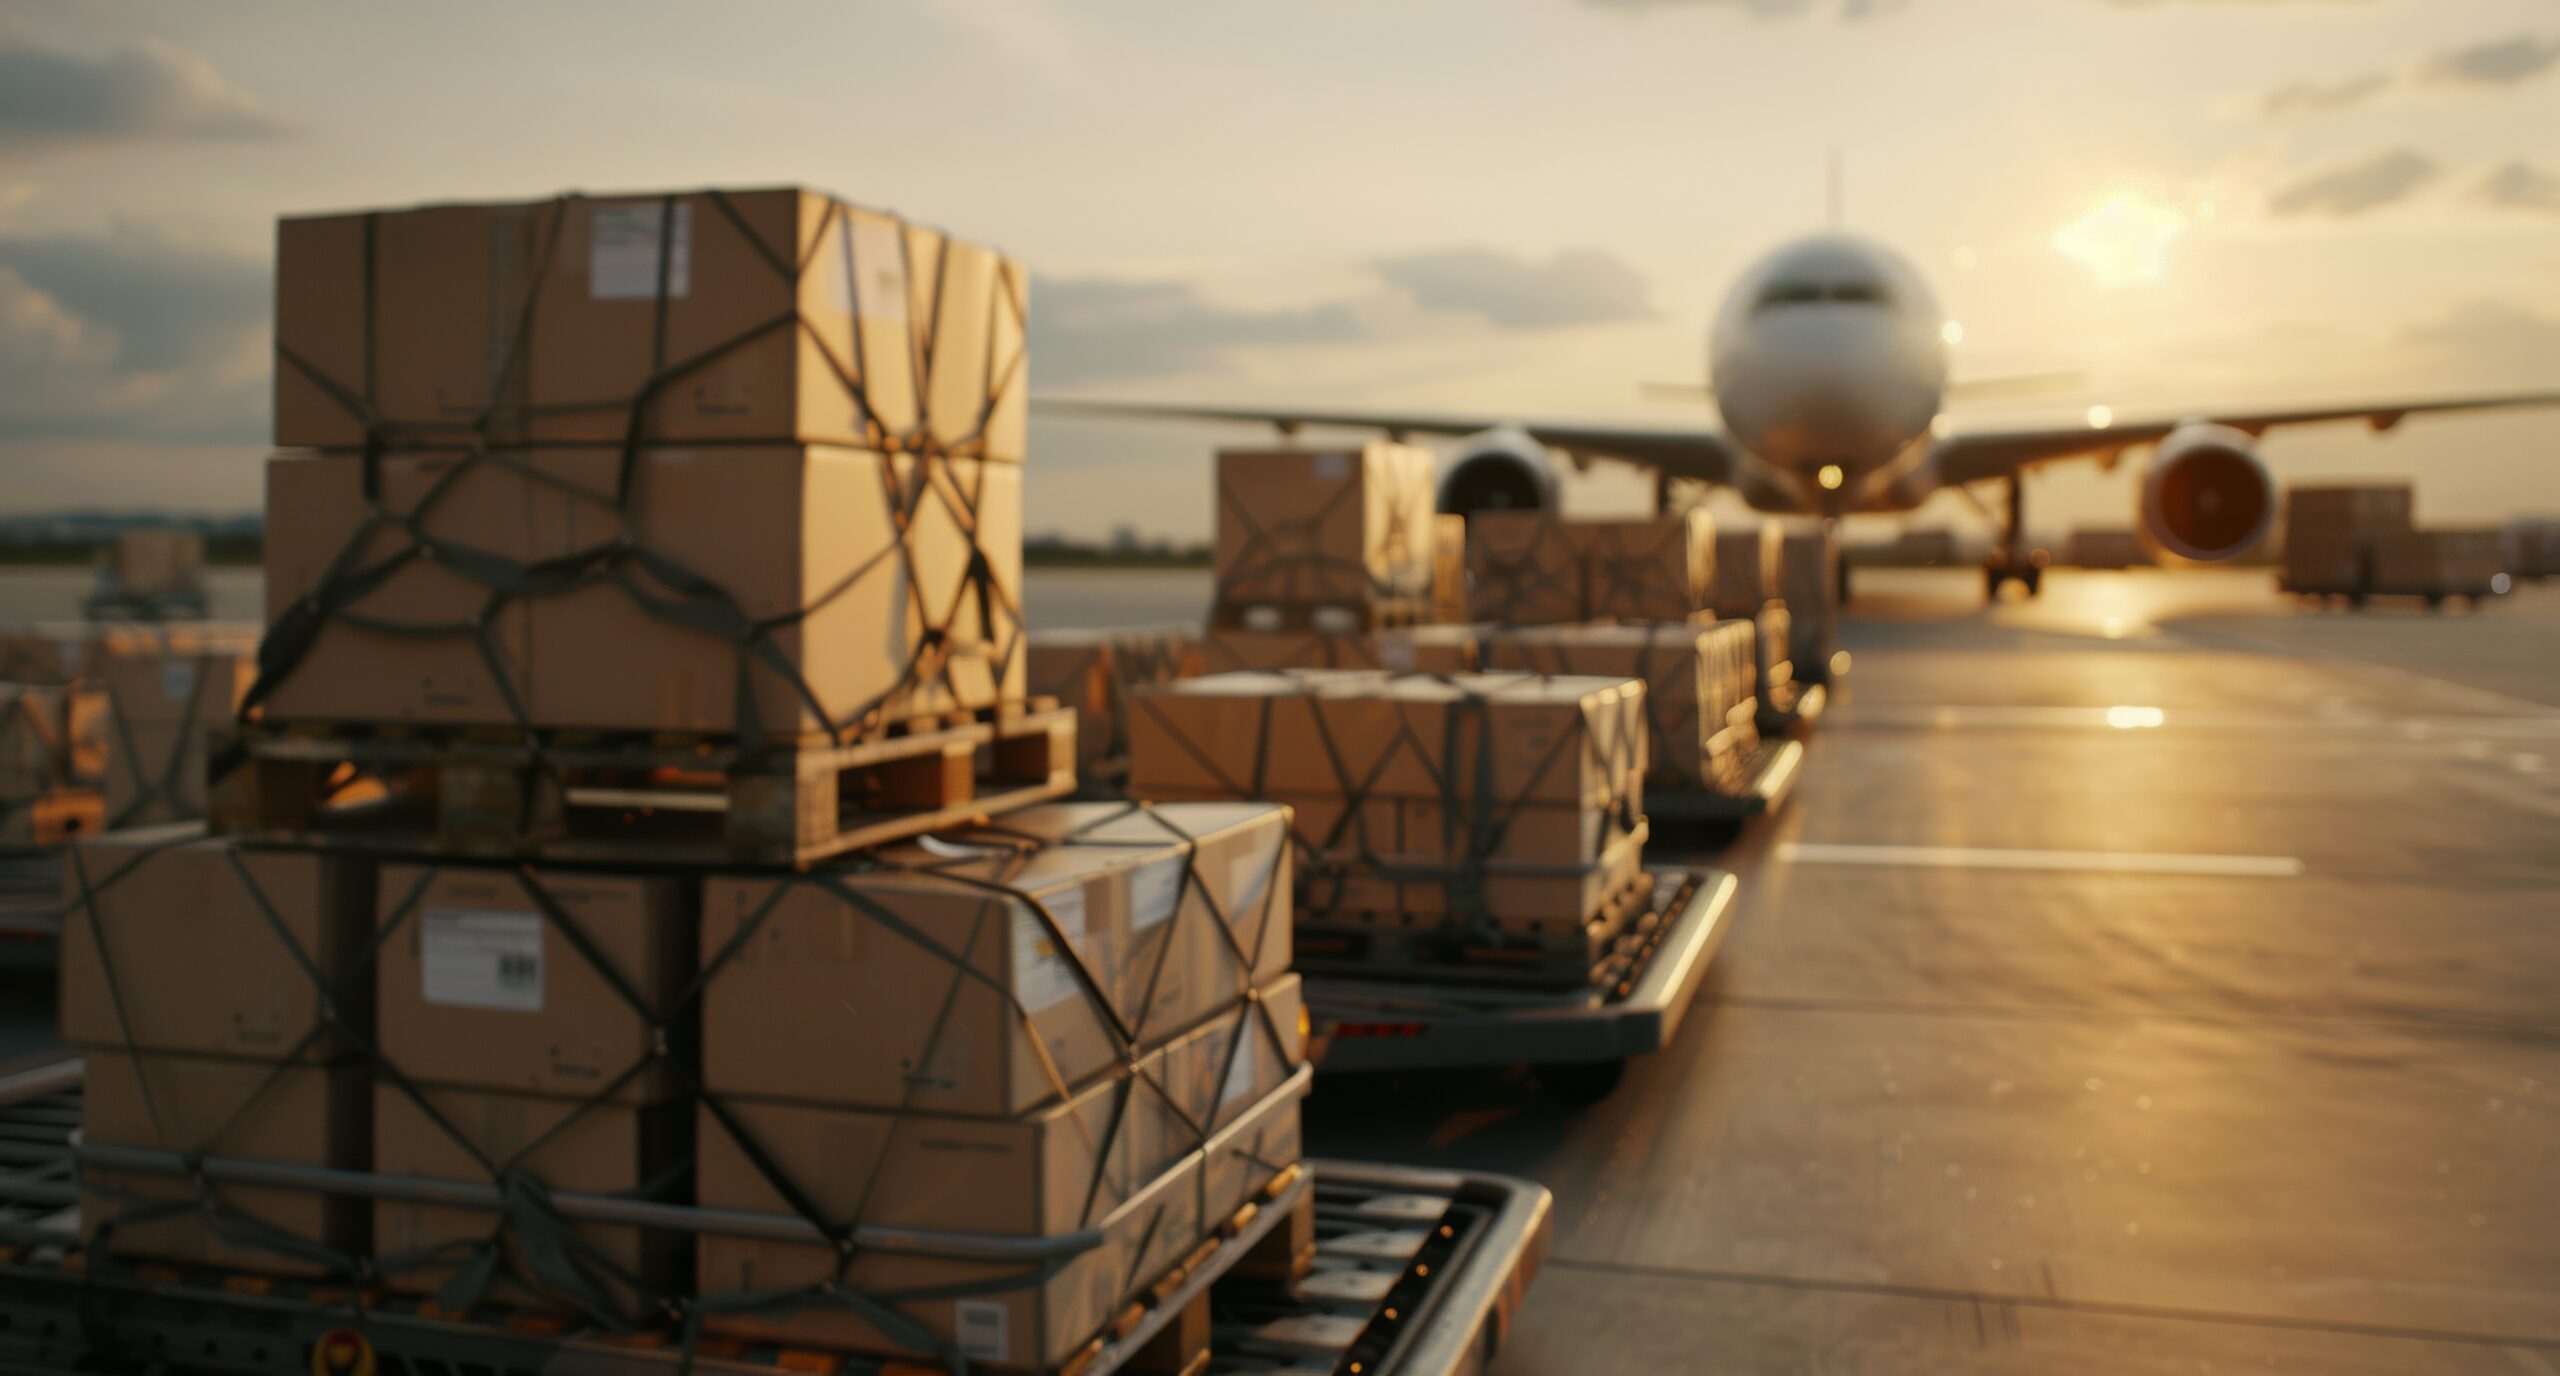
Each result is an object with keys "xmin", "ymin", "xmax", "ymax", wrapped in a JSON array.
[
  {"xmin": 1373, "ymin": 247, "xmax": 1655, "ymax": 330},
  {"xmin": 2399, "ymin": 301, "xmax": 2560, "ymax": 381},
  {"xmin": 2474, "ymin": 161, "xmax": 2560, "ymax": 213},
  {"xmin": 0, "ymin": 20, "xmax": 286, "ymax": 148},
  {"xmin": 1029, "ymin": 276, "xmax": 1374, "ymax": 384},
  {"xmin": 0, "ymin": 225, "xmax": 270, "ymax": 441},
  {"xmin": 2259, "ymin": 73, "xmax": 2386, "ymax": 116},
  {"xmin": 2423, "ymin": 32, "xmax": 2560, "ymax": 87},
  {"xmin": 2267, "ymin": 148, "xmax": 2438, "ymax": 217}
]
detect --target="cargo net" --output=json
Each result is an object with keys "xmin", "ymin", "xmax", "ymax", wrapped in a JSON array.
[
  {"xmin": 102, "ymin": 650, "xmax": 235, "ymax": 830},
  {"xmin": 62, "ymin": 800, "xmax": 1295, "ymax": 1367},
  {"xmin": 252, "ymin": 188, "xmax": 1027, "ymax": 754},
  {"xmin": 1132, "ymin": 673, "xmax": 1644, "ymax": 939},
  {"xmin": 1212, "ymin": 461, "xmax": 1432, "ymax": 617},
  {"xmin": 1464, "ymin": 515, "xmax": 1582, "ymax": 626},
  {"xmin": 1494, "ymin": 624, "xmax": 1752, "ymax": 793}
]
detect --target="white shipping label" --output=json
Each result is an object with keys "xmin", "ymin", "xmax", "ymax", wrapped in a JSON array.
[
  {"xmin": 955, "ymin": 1299, "xmax": 1010, "ymax": 1363},
  {"xmin": 1220, "ymin": 1027, "xmax": 1260, "ymax": 1106},
  {"xmin": 1011, "ymin": 886, "xmax": 1089, "ymax": 1014},
  {"xmin": 1312, "ymin": 451, "xmax": 1349, "ymax": 481},
  {"xmin": 420, "ymin": 908, "xmax": 544, "ymax": 1012},
  {"xmin": 846, "ymin": 216, "xmax": 911, "ymax": 321},
  {"xmin": 588, "ymin": 201, "xmax": 693, "ymax": 300},
  {"xmin": 1129, "ymin": 855, "xmax": 1185, "ymax": 933},
  {"xmin": 161, "ymin": 662, "xmax": 195, "ymax": 705}
]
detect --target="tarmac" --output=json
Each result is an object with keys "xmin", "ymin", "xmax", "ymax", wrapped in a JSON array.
[{"xmin": 1304, "ymin": 567, "xmax": 2560, "ymax": 1374}]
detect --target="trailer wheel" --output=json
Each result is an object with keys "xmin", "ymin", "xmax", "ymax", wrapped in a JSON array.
[{"xmin": 1537, "ymin": 1059, "xmax": 1628, "ymax": 1106}]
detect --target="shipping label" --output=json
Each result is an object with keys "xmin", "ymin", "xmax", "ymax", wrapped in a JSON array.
[
  {"xmin": 955, "ymin": 1299, "xmax": 1009, "ymax": 1363},
  {"xmin": 1128, "ymin": 854, "xmax": 1186, "ymax": 932},
  {"xmin": 845, "ymin": 215, "xmax": 910, "ymax": 322},
  {"xmin": 1011, "ymin": 885, "xmax": 1089, "ymax": 1014},
  {"xmin": 588, "ymin": 201, "xmax": 693, "ymax": 300},
  {"xmin": 420, "ymin": 907, "xmax": 545, "ymax": 1012},
  {"xmin": 1220, "ymin": 1024, "xmax": 1260, "ymax": 1107}
]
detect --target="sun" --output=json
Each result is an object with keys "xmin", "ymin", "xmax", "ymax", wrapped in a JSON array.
[{"xmin": 2051, "ymin": 195, "xmax": 2188, "ymax": 289}]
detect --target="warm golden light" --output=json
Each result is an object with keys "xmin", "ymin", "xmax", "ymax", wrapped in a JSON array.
[
  {"xmin": 1940, "ymin": 320, "xmax": 1964, "ymax": 346},
  {"xmin": 2052, "ymin": 195, "xmax": 2186, "ymax": 288},
  {"xmin": 2086, "ymin": 404, "xmax": 2114, "ymax": 429},
  {"xmin": 2105, "ymin": 705, "xmax": 2166, "ymax": 729},
  {"xmin": 1817, "ymin": 464, "xmax": 1845, "ymax": 490}
]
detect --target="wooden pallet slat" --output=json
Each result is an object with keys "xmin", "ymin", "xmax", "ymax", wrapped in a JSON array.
[
  {"xmin": 207, "ymin": 701, "xmax": 1076, "ymax": 869},
  {"xmin": 1292, "ymin": 869, "xmax": 1660, "ymax": 989}
]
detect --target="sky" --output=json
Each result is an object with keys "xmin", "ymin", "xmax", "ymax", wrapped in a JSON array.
[{"xmin": 1, "ymin": 0, "xmax": 2555, "ymax": 543}]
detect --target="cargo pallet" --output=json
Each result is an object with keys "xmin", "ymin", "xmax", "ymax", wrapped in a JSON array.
[
  {"xmin": 1304, "ymin": 865, "xmax": 1739, "ymax": 1106},
  {"xmin": 0, "ymin": 1057, "xmax": 1552, "ymax": 1376},
  {"xmin": 207, "ymin": 701, "xmax": 1077, "ymax": 867},
  {"xmin": 1295, "ymin": 866, "xmax": 1659, "ymax": 992},
  {"xmin": 2279, "ymin": 579, "xmax": 2504, "ymax": 610},
  {"xmin": 1645, "ymin": 737, "xmax": 1804, "ymax": 826}
]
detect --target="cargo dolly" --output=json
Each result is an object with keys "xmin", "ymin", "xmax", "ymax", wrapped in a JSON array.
[
  {"xmin": 1756, "ymin": 678, "xmax": 1827, "ymax": 737},
  {"xmin": 1643, "ymin": 737, "xmax": 1804, "ymax": 825},
  {"xmin": 1302, "ymin": 866, "xmax": 1739, "ymax": 1106},
  {"xmin": 0, "ymin": 1057, "xmax": 1554, "ymax": 1376}
]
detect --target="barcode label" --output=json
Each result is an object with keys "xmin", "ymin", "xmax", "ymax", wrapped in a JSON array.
[
  {"xmin": 955, "ymin": 1298, "xmax": 1009, "ymax": 1363},
  {"xmin": 588, "ymin": 201, "xmax": 692, "ymax": 300},
  {"xmin": 420, "ymin": 907, "xmax": 545, "ymax": 1012}
]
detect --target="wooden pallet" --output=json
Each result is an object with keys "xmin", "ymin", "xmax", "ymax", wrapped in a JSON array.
[
  {"xmin": 207, "ymin": 701, "xmax": 1076, "ymax": 868},
  {"xmin": 1293, "ymin": 869, "xmax": 1661, "ymax": 989},
  {"xmin": 1207, "ymin": 595, "xmax": 1434, "ymax": 634}
]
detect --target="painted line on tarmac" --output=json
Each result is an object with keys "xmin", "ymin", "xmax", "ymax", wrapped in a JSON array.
[
  {"xmin": 1839, "ymin": 704, "xmax": 2560, "ymax": 738},
  {"xmin": 1777, "ymin": 841, "xmax": 2304, "ymax": 878}
]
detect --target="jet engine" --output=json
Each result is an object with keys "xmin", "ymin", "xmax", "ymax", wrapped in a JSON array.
[
  {"xmin": 2137, "ymin": 421, "xmax": 2276, "ymax": 564},
  {"xmin": 1434, "ymin": 427, "xmax": 1561, "ymax": 516}
]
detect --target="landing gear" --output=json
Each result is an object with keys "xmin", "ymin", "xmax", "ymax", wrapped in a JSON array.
[{"xmin": 1983, "ymin": 474, "xmax": 2044, "ymax": 601}]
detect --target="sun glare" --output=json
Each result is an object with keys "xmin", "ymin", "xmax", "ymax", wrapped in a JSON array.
[{"xmin": 2052, "ymin": 195, "xmax": 2187, "ymax": 288}]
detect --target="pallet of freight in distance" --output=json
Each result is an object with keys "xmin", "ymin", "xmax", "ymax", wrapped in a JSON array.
[
  {"xmin": 207, "ymin": 700, "xmax": 1076, "ymax": 869},
  {"xmin": 1646, "ymin": 736, "xmax": 1805, "ymax": 826},
  {"xmin": 1294, "ymin": 870, "xmax": 1660, "ymax": 991},
  {"xmin": 0, "ymin": 788, "xmax": 103, "ymax": 850},
  {"xmin": 1207, "ymin": 595, "xmax": 1435, "ymax": 635}
]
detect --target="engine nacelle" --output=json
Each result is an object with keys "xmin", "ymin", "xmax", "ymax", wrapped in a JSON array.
[
  {"xmin": 1434, "ymin": 427, "xmax": 1561, "ymax": 516},
  {"xmin": 2137, "ymin": 421, "xmax": 2276, "ymax": 565}
]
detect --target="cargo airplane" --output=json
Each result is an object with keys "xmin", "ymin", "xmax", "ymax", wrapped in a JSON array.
[{"xmin": 1041, "ymin": 233, "xmax": 2560, "ymax": 601}]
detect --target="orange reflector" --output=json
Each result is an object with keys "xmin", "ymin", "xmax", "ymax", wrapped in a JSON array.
[{"xmin": 774, "ymin": 1351, "xmax": 843, "ymax": 1375}]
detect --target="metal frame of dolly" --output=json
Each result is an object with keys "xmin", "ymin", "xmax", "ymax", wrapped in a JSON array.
[
  {"xmin": 1644, "ymin": 737, "xmax": 1803, "ymax": 825},
  {"xmin": 1299, "ymin": 867, "xmax": 1739, "ymax": 1101},
  {"xmin": 1758, "ymin": 680, "xmax": 1828, "ymax": 737}
]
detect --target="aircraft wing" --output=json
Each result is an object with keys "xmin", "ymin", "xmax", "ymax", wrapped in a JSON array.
[
  {"xmin": 1035, "ymin": 396, "xmax": 1743, "ymax": 486},
  {"xmin": 1932, "ymin": 388, "xmax": 2560, "ymax": 488}
]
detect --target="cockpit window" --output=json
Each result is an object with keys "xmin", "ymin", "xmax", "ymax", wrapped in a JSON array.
[{"xmin": 1755, "ymin": 278, "xmax": 1894, "ymax": 312}]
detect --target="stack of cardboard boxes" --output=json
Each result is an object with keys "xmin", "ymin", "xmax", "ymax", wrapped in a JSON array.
[
  {"xmin": 1709, "ymin": 517, "xmax": 1797, "ymax": 715},
  {"xmin": 1129, "ymin": 669, "xmax": 1648, "ymax": 987},
  {"xmin": 1777, "ymin": 524, "xmax": 1839, "ymax": 685},
  {"xmin": 2281, "ymin": 484, "xmax": 2411, "ymax": 596},
  {"xmin": 59, "ymin": 187, "xmax": 1308, "ymax": 1369},
  {"xmin": 1203, "ymin": 444, "xmax": 1453, "ymax": 671},
  {"xmin": 0, "ymin": 623, "xmax": 259, "ymax": 840},
  {"xmin": 1465, "ymin": 509, "xmax": 1715, "ymax": 626},
  {"xmin": 1482, "ymin": 621, "xmax": 1758, "ymax": 794}
]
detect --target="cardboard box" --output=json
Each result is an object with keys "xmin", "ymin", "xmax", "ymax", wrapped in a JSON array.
[
  {"xmin": 1483, "ymin": 621, "xmax": 1758, "ymax": 789},
  {"xmin": 110, "ymin": 530, "xmax": 206, "ymax": 598},
  {"xmin": 1710, "ymin": 517, "xmax": 1783, "ymax": 618},
  {"xmin": 1579, "ymin": 511, "xmax": 1712, "ymax": 622},
  {"xmin": 1466, "ymin": 510, "xmax": 1582, "ymax": 625},
  {"xmin": 698, "ymin": 1034, "xmax": 1306, "ymax": 1366},
  {"xmin": 524, "ymin": 446, "xmax": 1023, "ymax": 737},
  {"xmin": 2286, "ymin": 484, "xmax": 2413, "ymax": 542},
  {"xmin": 80, "ymin": 1051, "xmax": 368, "ymax": 1276},
  {"xmin": 1201, "ymin": 625, "xmax": 1476, "ymax": 676},
  {"xmin": 373, "ymin": 1084, "xmax": 688, "ymax": 1318},
  {"xmin": 0, "ymin": 623, "xmax": 95, "ymax": 685},
  {"xmin": 60, "ymin": 834, "xmax": 375, "ymax": 1060},
  {"xmin": 1777, "ymin": 525, "xmax": 1838, "ymax": 679},
  {"xmin": 1322, "ymin": 819, "xmax": 1648, "ymax": 928},
  {"xmin": 1214, "ymin": 444, "xmax": 1436, "ymax": 609},
  {"xmin": 376, "ymin": 864, "xmax": 696, "ymax": 1101},
  {"xmin": 702, "ymin": 980, "xmax": 1299, "ymax": 1239},
  {"xmin": 1131, "ymin": 671, "xmax": 1645, "ymax": 811},
  {"xmin": 275, "ymin": 189, "xmax": 1026, "ymax": 461},
  {"xmin": 2373, "ymin": 527, "xmax": 2509, "ymax": 596},
  {"xmin": 99, "ymin": 641, "xmax": 255, "ymax": 826},
  {"xmin": 261, "ymin": 450, "xmax": 539, "ymax": 725},
  {"xmin": 0, "ymin": 788, "xmax": 101, "ymax": 846},
  {"xmin": 262, "ymin": 447, "xmax": 1023, "ymax": 737},
  {"xmin": 1754, "ymin": 603, "xmax": 1794, "ymax": 692},
  {"xmin": 703, "ymin": 802, "xmax": 1292, "ymax": 1115}
]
